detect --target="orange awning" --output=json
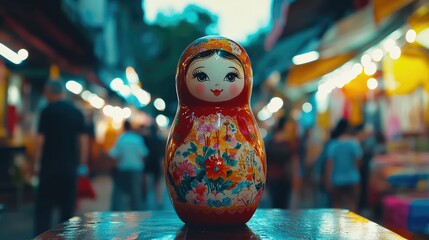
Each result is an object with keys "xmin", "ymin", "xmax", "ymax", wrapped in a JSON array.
[
  {"xmin": 408, "ymin": 2, "xmax": 429, "ymax": 30},
  {"xmin": 342, "ymin": 72, "xmax": 372, "ymax": 100},
  {"xmin": 373, "ymin": 0, "xmax": 414, "ymax": 24}
]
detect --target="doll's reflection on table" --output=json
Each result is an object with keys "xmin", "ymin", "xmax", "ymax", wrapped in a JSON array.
[{"xmin": 174, "ymin": 224, "xmax": 259, "ymax": 239}]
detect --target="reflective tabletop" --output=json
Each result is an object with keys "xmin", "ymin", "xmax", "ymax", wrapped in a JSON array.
[{"xmin": 34, "ymin": 209, "xmax": 405, "ymax": 239}]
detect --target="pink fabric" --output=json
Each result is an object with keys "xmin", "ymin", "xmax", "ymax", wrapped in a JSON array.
[{"xmin": 383, "ymin": 195, "xmax": 411, "ymax": 230}]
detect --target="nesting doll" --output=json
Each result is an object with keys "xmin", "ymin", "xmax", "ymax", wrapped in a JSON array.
[{"xmin": 165, "ymin": 36, "xmax": 266, "ymax": 226}]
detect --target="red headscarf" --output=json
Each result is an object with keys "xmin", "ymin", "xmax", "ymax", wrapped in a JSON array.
[{"xmin": 175, "ymin": 35, "xmax": 253, "ymax": 108}]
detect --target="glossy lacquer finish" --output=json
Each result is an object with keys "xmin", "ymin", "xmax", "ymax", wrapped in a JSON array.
[
  {"xmin": 35, "ymin": 209, "xmax": 405, "ymax": 239},
  {"xmin": 165, "ymin": 36, "xmax": 266, "ymax": 225}
]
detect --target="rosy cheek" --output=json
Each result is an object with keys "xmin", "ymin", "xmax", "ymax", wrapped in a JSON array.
[
  {"xmin": 194, "ymin": 83, "xmax": 206, "ymax": 95},
  {"xmin": 229, "ymin": 84, "xmax": 241, "ymax": 96}
]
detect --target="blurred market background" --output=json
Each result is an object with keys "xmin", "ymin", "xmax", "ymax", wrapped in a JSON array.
[{"xmin": 1, "ymin": 0, "xmax": 429, "ymax": 239}]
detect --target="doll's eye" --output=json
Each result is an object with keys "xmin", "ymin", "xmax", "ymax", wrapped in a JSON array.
[
  {"xmin": 224, "ymin": 71, "xmax": 241, "ymax": 82},
  {"xmin": 192, "ymin": 70, "xmax": 209, "ymax": 82}
]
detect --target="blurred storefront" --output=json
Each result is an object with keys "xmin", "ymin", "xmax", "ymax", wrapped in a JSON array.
[
  {"xmin": 261, "ymin": 1, "xmax": 429, "ymax": 237},
  {"xmin": 0, "ymin": 0, "xmax": 428, "ymax": 237}
]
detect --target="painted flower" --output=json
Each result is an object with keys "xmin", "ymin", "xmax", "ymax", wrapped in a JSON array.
[
  {"xmin": 207, "ymin": 191, "xmax": 227, "ymax": 202},
  {"xmin": 199, "ymin": 124, "xmax": 212, "ymax": 134},
  {"xmin": 205, "ymin": 156, "xmax": 229, "ymax": 180},
  {"xmin": 229, "ymin": 151, "xmax": 237, "ymax": 160},
  {"xmin": 173, "ymin": 161, "xmax": 196, "ymax": 181},
  {"xmin": 186, "ymin": 189, "xmax": 206, "ymax": 205},
  {"xmin": 194, "ymin": 181, "xmax": 206, "ymax": 196},
  {"xmin": 230, "ymin": 138, "xmax": 237, "ymax": 147},
  {"xmin": 197, "ymin": 135, "xmax": 205, "ymax": 144},
  {"xmin": 246, "ymin": 166, "xmax": 254, "ymax": 181},
  {"xmin": 245, "ymin": 172, "xmax": 253, "ymax": 181},
  {"xmin": 212, "ymin": 143, "xmax": 219, "ymax": 150},
  {"xmin": 230, "ymin": 42, "xmax": 242, "ymax": 55},
  {"xmin": 197, "ymin": 120, "xmax": 215, "ymax": 134},
  {"xmin": 237, "ymin": 187, "xmax": 254, "ymax": 206}
]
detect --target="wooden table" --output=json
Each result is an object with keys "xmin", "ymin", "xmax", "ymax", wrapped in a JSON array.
[{"xmin": 35, "ymin": 209, "xmax": 405, "ymax": 239}]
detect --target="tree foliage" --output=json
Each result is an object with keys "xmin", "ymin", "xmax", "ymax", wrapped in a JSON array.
[
  {"xmin": 133, "ymin": 5, "xmax": 217, "ymax": 116},
  {"xmin": 132, "ymin": 5, "xmax": 266, "ymax": 117}
]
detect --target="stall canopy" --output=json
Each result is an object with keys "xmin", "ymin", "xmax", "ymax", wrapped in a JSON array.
[
  {"xmin": 373, "ymin": 0, "xmax": 414, "ymax": 23},
  {"xmin": 383, "ymin": 2, "xmax": 429, "ymax": 96},
  {"xmin": 0, "ymin": 1, "xmax": 100, "ymax": 84},
  {"xmin": 255, "ymin": 0, "xmax": 357, "ymax": 86},
  {"xmin": 287, "ymin": 53, "xmax": 355, "ymax": 88},
  {"xmin": 383, "ymin": 45, "xmax": 429, "ymax": 96},
  {"xmin": 285, "ymin": 1, "xmax": 414, "ymax": 91}
]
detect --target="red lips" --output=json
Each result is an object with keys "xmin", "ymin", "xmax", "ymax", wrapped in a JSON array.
[{"xmin": 211, "ymin": 89, "xmax": 223, "ymax": 96}]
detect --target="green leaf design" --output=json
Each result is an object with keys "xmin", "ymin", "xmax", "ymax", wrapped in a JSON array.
[
  {"xmin": 204, "ymin": 148, "xmax": 216, "ymax": 158},
  {"xmin": 196, "ymin": 170, "xmax": 206, "ymax": 181},
  {"xmin": 222, "ymin": 152, "xmax": 237, "ymax": 166},
  {"xmin": 182, "ymin": 151, "xmax": 190, "ymax": 157},
  {"xmin": 177, "ymin": 175, "xmax": 195, "ymax": 203},
  {"xmin": 234, "ymin": 142, "xmax": 242, "ymax": 149},
  {"xmin": 167, "ymin": 171, "xmax": 186, "ymax": 203},
  {"xmin": 255, "ymin": 181, "xmax": 264, "ymax": 191},
  {"xmin": 196, "ymin": 155, "xmax": 206, "ymax": 169},
  {"xmin": 177, "ymin": 184, "xmax": 188, "ymax": 203},
  {"xmin": 218, "ymin": 180, "xmax": 234, "ymax": 192},
  {"xmin": 190, "ymin": 142, "xmax": 198, "ymax": 153}
]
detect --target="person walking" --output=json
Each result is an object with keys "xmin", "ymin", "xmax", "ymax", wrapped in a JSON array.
[
  {"xmin": 33, "ymin": 80, "xmax": 88, "ymax": 236},
  {"xmin": 140, "ymin": 124, "xmax": 165, "ymax": 210},
  {"xmin": 265, "ymin": 116, "xmax": 300, "ymax": 209},
  {"xmin": 325, "ymin": 119, "xmax": 362, "ymax": 212},
  {"xmin": 109, "ymin": 120, "xmax": 148, "ymax": 211},
  {"xmin": 313, "ymin": 119, "xmax": 348, "ymax": 208}
]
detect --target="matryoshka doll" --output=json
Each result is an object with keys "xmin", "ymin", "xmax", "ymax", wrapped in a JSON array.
[{"xmin": 165, "ymin": 36, "xmax": 266, "ymax": 226}]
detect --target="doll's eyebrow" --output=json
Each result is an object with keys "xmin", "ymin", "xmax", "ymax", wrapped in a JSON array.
[
  {"xmin": 194, "ymin": 66, "xmax": 205, "ymax": 71},
  {"xmin": 228, "ymin": 66, "xmax": 239, "ymax": 71}
]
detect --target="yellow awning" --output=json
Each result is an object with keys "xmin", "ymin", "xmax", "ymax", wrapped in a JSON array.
[
  {"xmin": 286, "ymin": 53, "xmax": 355, "ymax": 88},
  {"xmin": 408, "ymin": 3, "xmax": 429, "ymax": 49},
  {"xmin": 382, "ymin": 45, "xmax": 429, "ymax": 96}
]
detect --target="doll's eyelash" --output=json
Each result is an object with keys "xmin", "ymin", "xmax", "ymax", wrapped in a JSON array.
[
  {"xmin": 192, "ymin": 69, "xmax": 209, "ymax": 82},
  {"xmin": 192, "ymin": 69, "xmax": 203, "ymax": 77},
  {"xmin": 232, "ymin": 69, "xmax": 242, "ymax": 79}
]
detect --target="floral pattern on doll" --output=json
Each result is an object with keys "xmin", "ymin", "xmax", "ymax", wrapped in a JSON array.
[
  {"xmin": 229, "ymin": 42, "xmax": 242, "ymax": 55},
  {"xmin": 183, "ymin": 37, "xmax": 250, "ymax": 69},
  {"xmin": 167, "ymin": 113, "xmax": 265, "ymax": 209}
]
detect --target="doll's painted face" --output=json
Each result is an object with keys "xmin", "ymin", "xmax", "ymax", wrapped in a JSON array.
[{"xmin": 185, "ymin": 52, "xmax": 245, "ymax": 102}]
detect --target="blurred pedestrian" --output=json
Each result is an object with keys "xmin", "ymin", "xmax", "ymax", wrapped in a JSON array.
[
  {"xmin": 265, "ymin": 115, "xmax": 300, "ymax": 209},
  {"xmin": 140, "ymin": 124, "xmax": 165, "ymax": 210},
  {"xmin": 325, "ymin": 119, "xmax": 362, "ymax": 212},
  {"xmin": 313, "ymin": 119, "xmax": 348, "ymax": 208},
  {"xmin": 33, "ymin": 80, "xmax": 89, "ymax": 236},
  {"xmin": 109, "ymin": 120, "xmax": 148, "ymax": 211},
  {"xmin": 356, "ymin": 126, "xmax": 386, "ymax": 215}
]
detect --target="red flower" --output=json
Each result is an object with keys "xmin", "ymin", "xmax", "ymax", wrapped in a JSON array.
[
  {"xmin": 195, "ymin": 182, "xmax": 206, "ymax": 196},
  {"xmin": 246, "ymin": 166, "xmax": 254, "ymax": 181},
  {"xmin": 205, "ymin": 156, "xmax": 229, "ymax": 180}
]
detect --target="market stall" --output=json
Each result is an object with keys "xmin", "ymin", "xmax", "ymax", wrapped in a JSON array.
[{"xmin": 278, "ymin": 1, "xmax": 429, "ymax": 238}]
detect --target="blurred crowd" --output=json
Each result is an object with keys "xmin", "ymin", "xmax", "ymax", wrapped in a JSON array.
[
  {"xmin": 2, "ymin": 80, "xmax": 391, "ymax": 237},
  {"xmin": 263, "ymin": 113, "xmax": 387, "ymax": 218}
]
